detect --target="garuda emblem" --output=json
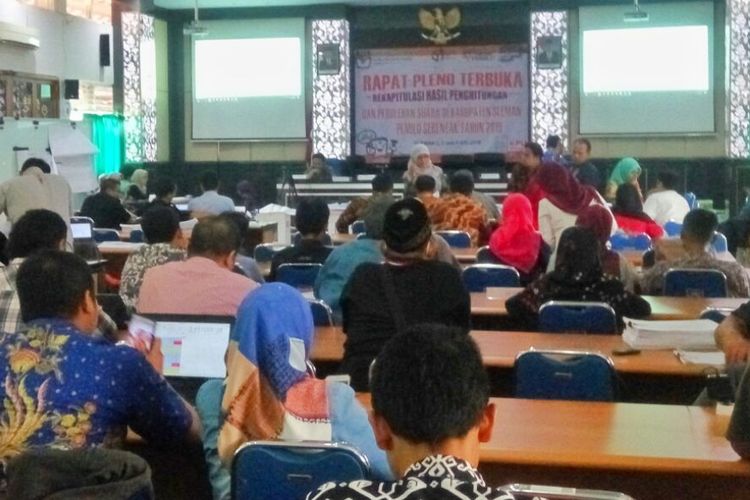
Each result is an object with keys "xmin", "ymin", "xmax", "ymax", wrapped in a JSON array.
[{"xmin": 419, "ymin": 7, "xmax": 461, "ymax": 45}]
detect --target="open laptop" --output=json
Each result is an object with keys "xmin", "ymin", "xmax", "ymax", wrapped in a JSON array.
[{"xmin": 134, "ymin": 314, "xmax": 234, "ymax": 379}]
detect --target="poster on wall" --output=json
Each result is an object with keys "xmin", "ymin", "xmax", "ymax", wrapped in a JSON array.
[{"xmin": 354, "ymin": 45, "xmax": 529, "ymax": 162}]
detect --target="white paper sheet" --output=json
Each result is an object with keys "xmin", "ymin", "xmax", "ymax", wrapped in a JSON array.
[
  {"xmin": 48, "ymin": 124, "xmax": 98, "ymax": 157},
  {"xmin": 156, "ymin": 321, "xmax": 231, "ymax": 378}
]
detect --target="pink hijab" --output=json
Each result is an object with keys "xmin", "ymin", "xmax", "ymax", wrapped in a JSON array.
[{"xmin": 489, "ymin": 194, "xmax": 541, "ymax": 273}]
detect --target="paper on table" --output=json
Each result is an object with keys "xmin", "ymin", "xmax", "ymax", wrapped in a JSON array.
[
  {"xmin": 623, "ymin": 317, "xmax": 717, "ymax": 350},
  {"xmin": 674, "ymin": 349, "xmax": 725, "ymax": 366},
  {"xmin": 259, "ymin": 203, "xmax": 296, "ymax": 215}
]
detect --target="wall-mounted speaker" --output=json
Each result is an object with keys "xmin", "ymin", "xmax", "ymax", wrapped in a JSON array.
[
  {"xmin": 64, "ymin": 79, "xmax": 79, "ymax": 100},
  {"xmin": 99, "ymin": 33, "xmax": 110, "ymax": 67}
]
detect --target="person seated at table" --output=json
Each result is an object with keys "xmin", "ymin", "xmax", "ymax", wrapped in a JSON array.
[
  {"xmin": 537, "ymin": 161, "xmax": 612, "ymax": 270},
  {"xmin": 196, "ymin": 283, "xmax": 391, "ymax": 500},
  {"xmin": 340, "ymin": 198, "xmax": 470, "ymax": 391},
  {"xmin": 270, "ymin": 198, "xmax": 333, "ymax": 282},
  {"xmin": 575, "ymin": 204, "xmax": 638, "ymax": 293},
  {"xmin": 604, "ymin": 157, "xmax": 642, "ymax": 203},
  {"xmin": 79, "ymin": 177, "xmax": 134, "ymax": 230},
  {"xmin": 612, "ymin": 183, "xmax": 664, "ymax": 240},
  {"xmin": 402, "ymin": 144, "xmax": 445, "ymax": 195},
  {"xmin": 146, "ymin": 177, "xmax": 183, "ymax": 221},
  {"xmin": 306, "ymin": 152, "xmax": 333, "ymax": 182},
  {"xmin": 488, "ymin": 193, "xmax": 549, "ymax": 285},
  {"xmin": 414, "ymin": 174, "xmax": 441, "ymax": 220},
  {"xmin": 219, "ymin": 211, "xmax": 265, "ymax": 284},
  {"xmin": 430, "ymin": 170, "xmax": 489, "ymax": 246},
  {"xmin": 307, "ymin": 324, "xmax": 515, "ymax": 500},
  {"xmin": 137, "ymin": 215, "xmax": 258, "ymax": 316},
  {"xmin": 126, "ymin": 168, "xmax": 149, "ymax": 203},
  {"xmin": 187, "ymin": 171, "xmax": 235, "ymax": 217},
  {"xmin": 335, "ymin": 173, "xmax": 394, "ymax": 234},
  {"xmin": 119, "ymin": 206, "xmax": 187, "ymax": 312},
  {"xmin": 0, "ymin": 250, "xmax": 200, "ymax": 463},
  {"xmin": 506, "ymin": 226, "xmax": 650, "ymax": 332},
  {"xmin": 643, "ymin": 170, "xmax": 690, "ymax": 225},
  {"xmin": 315, "ymin": 197, "xmax": 393, "ymax": 323},
  {"xmin": 640, "ymin": 209, "xmax": 750, "ymax": 297}
]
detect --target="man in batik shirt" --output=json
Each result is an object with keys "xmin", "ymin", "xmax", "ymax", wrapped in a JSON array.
[{"xmin": 430, "ymin": 170, "xmax": 489, "ymax": 246}]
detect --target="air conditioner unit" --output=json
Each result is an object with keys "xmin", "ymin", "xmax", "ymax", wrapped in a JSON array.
[{"xmin": 0, "ymin": 21, "xmax": 40, "ymax": 50}]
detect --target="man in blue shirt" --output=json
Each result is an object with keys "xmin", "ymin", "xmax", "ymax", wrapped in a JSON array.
[
  {"xmin": 188, "ymin": 171, "xmax": 235, "ymax": 217},
  {"xmin": 0, "ymin": 250, "xmax": 200, "ymax": 470}
]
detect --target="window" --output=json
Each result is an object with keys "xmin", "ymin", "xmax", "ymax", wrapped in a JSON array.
[
  {"xmin": 66, "ymin": 0, "xmax": 111, "ymax": 24},
  {"xmin": 70, "ymin": 82, "xmax": 113, "ymax": 120}
]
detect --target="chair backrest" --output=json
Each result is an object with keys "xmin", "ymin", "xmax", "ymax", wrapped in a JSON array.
[
  {"xmin": 129, "ymin": 229, "xmax": 144, "ymax": 243},
  {"xmin": 461, "ymin": 264, "xmax": 520, "ymax": 292},
  {"xmin": 293, "ymin": 233, "xmax": 333, "ymax": 246},
  {"xmin": 350, "ymin": 220, "xmax": 366, "ymax": 234},
  {"xmin": 663, "ymin": 268, "xmax": 728, "ymax": 298},
  {"xmin": 699, "ymin": 307, "xmax": 735, "ymax": 324},
  {"xmin": 514, "ymin": 349, "xmax": 616, "ymax": 402},
  {"xmin": 254, "ymin": 243, "xmax": 288, "ymax": 263},
  {"xmin": 309, "ymin": 299, "xmax": 334, "ymax": 326},
  {"xmin": 276, "ymin": 263, "xmax": 323, "ymax": 289},
  {"xmin": 663, "ymin": 220, "xmax": 682, "ymax": 237},
  {"xmin": 500, "ymin": 483, "xmax": 634, "ymax": 500},
  {"xmin": 434, "ymin": 230, "xmax": 471, "ymax": 248},
  {"xmin": 711, "ymin": 231, "xmax": 728, "ymax": 253},
  {"xmin": 538, "ymin": 301, "xmax": 618, "ymax": 334},
  {"xmin": 608, "ymin": 232, "xmax": 651, "ymax": 251},
  {"xmin": 475, "ymin": 245, "xmax": 502, "ymax": 264},
  {"xmin": 684, "ymin": 192, "xmax": 699, "ymax": 209},
  {"xmin": 231, "ymin": 441, "xmax": 370, "ymax": 500},
  {"xmin": 93, "ymin": 228, "xmax": 120, "ymax": 242}
]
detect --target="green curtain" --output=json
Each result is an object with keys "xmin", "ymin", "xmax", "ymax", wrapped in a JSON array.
[{"xmin": 85, "ymin": 114, "xmax": 124, "ymax": 177}]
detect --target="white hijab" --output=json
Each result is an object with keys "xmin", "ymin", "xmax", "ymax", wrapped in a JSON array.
[{"xmin": 405, "ymin": 144, "xmax": 443, "ymax": 191}]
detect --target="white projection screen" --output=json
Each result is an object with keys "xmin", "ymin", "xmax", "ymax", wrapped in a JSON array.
[
  {"xmin": 578, "ymin": 2, "xmax": 714, "ymax": 135},
  {"xmin": 191, "ymin": 18, "xmax": 306, "ymax": 140}
]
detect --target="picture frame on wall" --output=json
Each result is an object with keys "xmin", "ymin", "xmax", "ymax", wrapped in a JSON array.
[
  {"xmin": 536, "ymin": 36, "xmax": 562, "ymax": 69},
  {"xmin": 317, "ymin": 44, "xmax": 341, "ymax": 75}
]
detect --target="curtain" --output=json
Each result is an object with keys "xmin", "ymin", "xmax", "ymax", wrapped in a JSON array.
[{"xmin": 85, "ymin": 114, "xmax": 124, "ymax": 177}]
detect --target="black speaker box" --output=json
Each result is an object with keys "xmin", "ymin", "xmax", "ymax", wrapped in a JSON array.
[
  {"xmin": 64, "ymin": 79, "xmax": 79, "ymax": 100},
  {"xmin": 99, "ymin": 34, "xmax": 110, "ymax": 67}
]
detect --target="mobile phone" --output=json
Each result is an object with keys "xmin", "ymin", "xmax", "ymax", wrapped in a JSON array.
[{"xmin": 126, "ymin": 314, "xmax": 156, "ymax": 354}]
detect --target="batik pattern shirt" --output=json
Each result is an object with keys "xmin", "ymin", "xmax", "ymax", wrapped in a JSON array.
[
  {"xmin": 119, "ymin": 243, "xmax": 186, "ymax": 311},
  {"xmin": 0, "ymin": 318, "xmax": 191, "ymax": 468},
  {"xmin": 430, "ymin": 194, "xmax": 488, "ymax": 246},
  {"xmin": 640, "ymin": 253, "xmax": 750, "ymax": 298},
  {"xmin": 307, "ymin": 454, "xmax": 515, "ymax": 500}
]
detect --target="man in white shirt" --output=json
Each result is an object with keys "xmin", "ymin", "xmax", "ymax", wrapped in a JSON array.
[
  {"xmin": 188, "ymin": 171, "xmax": 235, "ymax": 217},
  {"xmin": 643, "ymin": 171, "xmax": 690, "ymax": 225}
]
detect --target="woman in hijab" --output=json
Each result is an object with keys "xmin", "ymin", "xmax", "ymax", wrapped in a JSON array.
[
  {"xmin": 576, "ymin": 204, "xmax": 638, "ymax": 292},
  {"xmin": 612, "ymin": 183, "xmax": 664, "ymax": 240},
  {"xmin": 402, "ymin": 143, "xmax": 445, "ymax": 194},
  {"xmin": 196, "ymin": 283, "xmax": 390, "ymax": 499},
  {"xmin": 605, "ymin": 157, "xmax": 642, "ymax": 202},
  {"xmin": 506, "ymin": 226, "xmax": 651, "ymax": 332},
  {"xmin": 127, "ymin": 169, "xmax": 149, "ymax": 202},
  {"xmin": 536, "ymin": 162, "xmax": 612, "ymax": 268},
  {"xmin": 489, "ymin": 193, "xmax": 550, "ymax": 284}
]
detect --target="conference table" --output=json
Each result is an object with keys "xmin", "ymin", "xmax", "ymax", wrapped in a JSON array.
[
  {"xmin": 450, "ymin": 248, "xmax": 645, "ymax": 266},
  {"xmin": 353, "ymin": 393, "xmax": 749, "ymax": 500}
]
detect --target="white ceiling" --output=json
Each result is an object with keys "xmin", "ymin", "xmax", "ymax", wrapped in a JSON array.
[{"xmin": 154, "ymin": 0, "xmax": 499, "ymax": 9}]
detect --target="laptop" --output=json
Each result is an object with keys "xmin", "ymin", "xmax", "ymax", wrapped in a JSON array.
[
  {"xmin": 71, "ymin": 220, "xmax": 93, "ymax": 240},
  {"xmin": 135, "ymin": 314, "xmax": 235, "ymax": 379}
]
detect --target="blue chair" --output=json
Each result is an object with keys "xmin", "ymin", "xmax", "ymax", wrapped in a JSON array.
[
  {"xmin": 129, "ymin": 229, "xmax": 144, "ymax": 243},
  {"xmin": 538, "ymin": 301, "xmax": 618, "ymax": 334},
  {"xmin": 663, "ymin": 220, "xmax": 682, "ymax": 237},
  {"xmin": 254, "ymin": 243, "xmax": 287, "ymax": 263},
  {"xmin": 699, "ymin": 307, "xmax": 735, "ymax": 324},
  {"xmin": 608, "ymin": 232, "xmax": 652, "ymax": 251},
  {"xmin": 475, "ymin": 245, "xmax": 502, "ymax": 264},
  {"xmin": 350, "ymin": 220, "xmax": 366, "ymax": 234},
  {"xmin": 663, "ymin": 268, "xmax": 728, "ymax": 298},
  {"xmin": 514, "ymin": 349, "xmax": 616, "ymax": 402},
  {"xmin": 309, "ymin": 299, "xmax": 334, "ymax": 326},
  {"xmin": 711, "ymin": 232, "xmax": 728, "ymax": 253},
  {"xmin": 93, "ymin": 228, "xmax": 120, "ymax": 242},
  {"xmin": 231, "ymin": 441, "xmax": 370, "ymax": 500},
  {"xmin": 292, "ymin": 233, "xmax": 333, "ymax": 246},
  {"xmin": 461, "ymin": 264, "xmax": 520, "ymax": 292},
  {"xmin": 276, "ymin": 263, "xmax": 323, "ymax": 289},
  {"xmin": 684, "ymin": 192, "xmax": 699, "ymax": 209},
  {"xmin": 434, "ymin": 230, "xmax": 472, "ymax": 248}
]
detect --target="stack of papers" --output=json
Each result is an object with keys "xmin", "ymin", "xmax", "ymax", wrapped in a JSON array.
[
  {"xmin": 622, "ymin": 318, "xmax": 718, "ymax": 350},
  {"xmin": 674, "ymin": 349, "xmax": 725, "ymax": 366}
]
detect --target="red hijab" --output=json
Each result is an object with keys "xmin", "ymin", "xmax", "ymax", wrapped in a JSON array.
[
  {"xmin": 490, "ymin": 193, "xmax": 541, "ymax": 274},
  {"xmin": 537, "ymin": 162, "xmax": 598, "ymax": 215}
]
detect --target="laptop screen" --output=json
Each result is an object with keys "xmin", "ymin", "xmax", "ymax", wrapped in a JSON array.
[
  {"xmin": 71, "ymin": 222, "xmax": 92, "ymax": 239},
  {"xmin": 143, "ymin": 314, "xmax": 234, "ymax": 378}
]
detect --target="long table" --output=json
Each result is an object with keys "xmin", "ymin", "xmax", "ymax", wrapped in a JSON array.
[{"xmin": 354, "ymin": 394, "xmax": 749, "ymax": 500}]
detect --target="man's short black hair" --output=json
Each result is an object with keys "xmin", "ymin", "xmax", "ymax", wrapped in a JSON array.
[
  {"xmin": 17, "ymin": 250, "xmax": 94, "ymax": 323},
  {"xmin": 153, "ymin": 178, "xmax": 176, "ymax": 199},
  {"xmin": 524, "ymin": 141, "xmax": 543, "ymax": 158},
  {"xmin": 546, "ymin": 135, "xmax": 561, "ymax": 149},
  {"xmin": 188, "ymin": 215, "xmax": 240, "ymax": 258},
  {"xmin": 200, "ymin": 171, "xmax": 219, "ymax": 191},
  {"xmin": 141, "ymin": 206, "xmax": 180, "ymax": 244},
  {"xmin": 371, "ymin": 173, "xmax": 393, "ymax": 194},
  {"xmin": 414, "ymin": 175, "xmax": 436, "ymax": 193},
  {"xmin": 682, "ymin": 208, "xmax": 718, "ymax": 245},
  {"xmin": 574, "ymin": 137, "xmax": 592, "ymax": 153},
  {"xmin": 8, "ymin": 209, "xmax": 67, "ymax": 259},
  {"xmin": 450, "ymin": 169, "xmax": 475, "ymax": 196},
  {"xmin": 370, "ymin": 324, "xmax": 488, "ymax": 445},
  {"xmin": 312, "ymin": 153, "xmax": 326, "ymax": 162},
  {"xmin": 295, "ymin": 198, "xmax": 329, "ymax": 236},
  {"xmin": 219, "ymin": 212, "xmax": 250, "ymax": 246},
  {"xmin": 20, "ymin": 157, "xmax": 51, "ymax": 174},
  {"xmin": 657, "ymin": 170, "xmax": 679, "ymax": 190}
]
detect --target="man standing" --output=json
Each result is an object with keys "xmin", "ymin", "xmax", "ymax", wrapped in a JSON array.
[
  {"xmin": 0, "ymin": 158, "xmax": 72, "ymax": 226},
  {"xmin": 570, "ymin": 138, "xmax": 601, "ymax": 190}
]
